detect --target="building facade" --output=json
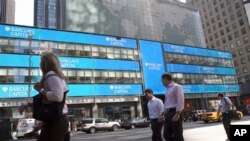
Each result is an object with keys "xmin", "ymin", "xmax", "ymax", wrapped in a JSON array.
[
  {"xmin": 34, "ymin": 0, "xmax": 206, "ymax": 48},
  {"xmin": 189, "ymin": 0, "xmax": 250, "ymax": 84},
  {"xmin": 34, "ymin": 0, "xmax": 65, "ymax": 29},
  {"xmin": 0, "ymin": 0, "xmax": 15, "ymax": 24},
  {"xmin": 0, "ymin": 24, "xmax": 239, "ymax": 119},
  {"xmin": 188, "ymin": 0, "xmax": 250, "ymax": 107}
]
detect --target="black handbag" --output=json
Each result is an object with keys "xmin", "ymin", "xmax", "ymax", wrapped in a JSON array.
[{"xmin": 32, "ymin": 74, "xmax": 68, "ymax": 122}]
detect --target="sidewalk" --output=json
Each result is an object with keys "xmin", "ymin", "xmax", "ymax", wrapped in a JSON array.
[{"xmin": 184, "ymin": 120, "xmax": 250, "ymax": 141}]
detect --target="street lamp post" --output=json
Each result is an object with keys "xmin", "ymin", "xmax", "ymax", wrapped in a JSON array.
[{"xmin": 27, "ymin": 34, "xmax": 32, "ymax": 102}]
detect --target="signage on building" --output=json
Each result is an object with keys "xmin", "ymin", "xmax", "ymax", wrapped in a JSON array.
[
  {"xmin": 0, "ymin": 54, "xmax": 140, "ymax": 71},
  {"xmin": 167, "ymin": 63, "xmax": 236, "ymax": 75},
  {"xmin": 139, "ymin": 40, "xmax": 166, "ymax": 94},
  {"xmin": 0, "ymin": 84, "xmax": 142, "ymax": 99},
  {"xmin": 164, "ymin": 43, "xmax": 232, "ymax": 59},
  {"xmin": 0, "ymin": 85, "xmax": 36, "ymax": 98},
  {"xmin": 0, "ymin": 24, "xmax": 137, "ymax": 48},
  {"xmin": 181, "ymin": 84, "xmax": 239, "ymax": 94}
]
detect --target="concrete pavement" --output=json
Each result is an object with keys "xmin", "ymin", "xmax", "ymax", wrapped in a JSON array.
[
  {"xmin": 15, "ymin": 119, "xmax": 250, "ymax": 141},
  {"xmin": 184, "ymin": 120, "xmax": 250, "ymax": 141}
]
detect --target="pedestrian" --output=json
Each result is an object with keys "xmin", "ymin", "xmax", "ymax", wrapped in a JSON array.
[
  {"xmin": 71, "ymin": 119, "xmax": 77, "ymax": 135},
  {"xmin": 217, "ymin": 93, "xmax": 232, "ymax": 141},
  {"xmin": 161, "ymin": 73, "xmax": 185, "ymax": 141},
  {"xmin": 144, "ymin": 89, "xmax": 164, "ymax": 141},
  {"xmin": 20, "ymin": 52, "xmax": 69, "ymax": 141}
]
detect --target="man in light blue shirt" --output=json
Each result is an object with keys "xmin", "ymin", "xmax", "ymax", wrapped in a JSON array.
[
  {"xmin": 217, "ymin": 93, "xmax": 233, "ymax": 141},
  {"xmin": 144, "ymin": 89, "xmax": 164, "ymax": 141}
]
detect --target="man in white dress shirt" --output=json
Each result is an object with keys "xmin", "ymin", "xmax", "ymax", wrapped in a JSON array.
[{"xmin": 144, "ymin": 89, "xmax": 164, "ymax": 141}]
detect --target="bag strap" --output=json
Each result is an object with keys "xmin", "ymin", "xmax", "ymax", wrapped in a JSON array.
[
  {"xmin": 42, "ymin": 73, "xmax": 68, "ymax": 103},
  {"xmin": 224, "ymin": 98, "xmax": 228, "ymax": 105},
  {"xmin": 224, "ymin": 97, "xmax": 233, "ymax": 109}
]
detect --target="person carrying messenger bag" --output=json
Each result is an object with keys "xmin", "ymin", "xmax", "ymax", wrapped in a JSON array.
[
  {"xmin": 33, "ymin": 74, "xmax": 69, "ymax": 122},
  {"xmin": 224, "ymin": 97, "xmax": 236, "ymax": 119},
  {"xmin": 19, "ymin": 52, "xmax": 69, "ymax": 141}
]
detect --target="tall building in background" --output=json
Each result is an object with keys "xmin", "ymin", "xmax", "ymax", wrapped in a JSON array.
[
  {"xmin": 0, "ymin": 0, "xmax": 15, "ymax": 24},
  {"xmin": 243, "ymin": 0, "xmax": 250, "ymax": 24},
  {"xmin": 34, "ymin": 0, "xmax": 65, "ymax": 29},
  {"xmin": 189, "ymin": 0, "xmax": 250, "ymax": 84}
]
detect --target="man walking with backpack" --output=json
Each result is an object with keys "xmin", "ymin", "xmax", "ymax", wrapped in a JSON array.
[{"xmin": 217, "ymin": 93, "xmax": 233, "ymax": 141}]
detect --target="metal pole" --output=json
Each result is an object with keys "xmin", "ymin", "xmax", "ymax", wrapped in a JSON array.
[{"xmin": 28, "ymin": 34, "xmax": 32, "ymax": 102}]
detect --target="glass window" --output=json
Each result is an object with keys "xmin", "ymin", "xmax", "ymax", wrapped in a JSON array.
[
  {"xmin": 20, "ymin": 40, "xmax": 29, "ymax": 47},
  {"xmin": 0, "ymin": 39, "xmax": 9, "ymax": 45},
  {"xmin": 243, "ymin": 37, "xmax": 249, "ymax": 44},
  {"xmin": 92, "ymin": 46, "xmax": 98, "ymax": 52},
  {"xmin": 107, "ymin": 48, "xmax": 113, "ymax": 53},
  {"xmin": 67, "ymin": 44, "xmax": 76, "ymax": 56},
  {"xmin": 77, "ymin": 70, "xmax": 85, "ymax": 76},
  {"xmin": 122, "ymin": 54, "xmax": 128, "ymax": 59},
  {"xmin": 230, "ymin": 43, "xmax": 234, "ymax": 48},
  {"xmin": 127, "ymin": 49, "xmax": 133, "ymax": 55},
  {"xmin": 123, "ymin": 72, "xmax": 129, "ymax": 78},
  {"xmin": 101, "ymin": 71, "xmax": 108, "ymax": 77},
  {"xmin": 241, "ymin": 58, "xmax": 246, "ymax": 64},
  {"xmin": 116, "ymin": 72, "xmax": 123, "ymax": 77},
  {"xmin": 121, "ymin": 49, "xmax": 127, "ymax": 54},
  {"xmin": 246, "ymin": 45, "xmax": 250, "ymax": 52},
  {"xmin": 84, "ymin": 45, "xmax": 91, "ymax": 51},
  {"xmin": 8, "ymin": 68, "xmax": 19, "ymax": 75},
  {"xmin": 85, "ymin": 71, "xmax": 92, "ymax": 77},
  {"xmin": 31, "ymin": 41, "xmax": 40, "ymax": 48},
  {"xmin": 94, "ymin": 71, "xmax": 101, "ymax": 77},
  {"xmin": 114, "ymin": 48, "xmax": 120, "ymax": 54},
  {"xmin": 68, "ymin": 70, "xmax": 77, "ymax": 76},
  {"xmin": 130, "ymin": 72, "xmax": 136, "ymax": 78},
  {"xmin": 128, "ymin": 55, "xmax": 134, "ymax": 60},
  {"xmin": 0, "ymin": 68, "xmax": 7, "ymax": 83},
  {"xmin": 243, "ymin": 67, "xmax": 248, "ymax": 73},
  {"xmin": 237, "ymin": 40, "xmax": 241, "ymax": 46},
  {"xmin": 107, "ymin": 53, "xmax": 114, "ymax": 59},
  {"xmin": 100, "ymin": 47, "xmax": 106, "ymax": 53},
  {"xmin": 0, "ymin": 69, "xmax": 7, "ymax": 75},
  {"xmin": 9, "ymin": 39, "xmax": 20, "ymax": 46},
  {"xmin": 239, "ymin": 19, "xmax": 244, "ymax": 26},
  {"xmin": 108, "ymin": 71, "xmax": 115, "ymax": 78},
  {"xmin": 92, "ymin": 52, "xmax": 99, "ymax": 57}
]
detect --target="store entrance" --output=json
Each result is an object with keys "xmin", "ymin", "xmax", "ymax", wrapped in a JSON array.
[{"xmin": 104, "ymin": 106, "xmax": 132, "ymax": 122}]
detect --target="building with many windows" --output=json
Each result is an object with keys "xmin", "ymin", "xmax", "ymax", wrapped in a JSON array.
[
  {"xmin": 0, "ymin": 0, "xmax": 15, "ymax": 24},
  {"xmin": 34, "ymin": 0, "xmax": 65, "ymax": 29},
  {"xmin": 188, "ymin": 0, "xmax": 250, "ymax": 83},
  {"xmin": 0, "ymin": 24, "xmax": 239, "ymax": 120},
  {"xmin": 188, "ymin": 0, "xmax": 250, "ymax": 107}
]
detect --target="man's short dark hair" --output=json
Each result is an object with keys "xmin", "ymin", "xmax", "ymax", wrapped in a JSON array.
[
  {"xmin": 218, "ymin": 93, "xmax": 224, "ymax": 97},
  {"xmin": 162, "ymin": 73, "xmax": 173, "ymax": 81},
  {"xmin": 144, "ymin": 89, "xmax": 153, "ymax": 94}
]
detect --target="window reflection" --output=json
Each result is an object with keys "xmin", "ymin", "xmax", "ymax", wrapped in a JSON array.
[
  {"xmin": 172, "ymin": 73, "xmax": 237, "ymax": 84},
  {"xmin": 165, "ymin": 53, "xmax": 233, "ymax": 68}
]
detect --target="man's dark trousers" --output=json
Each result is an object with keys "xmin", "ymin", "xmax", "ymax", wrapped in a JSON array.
[
  {"xmin": 222, "ymin": 113, "xmax": 231, "ymax": 140},
  {"xmin": 151, "ymin": 119, "xmax": 163, "ymax": 141},
  {"xmin": 164, "ymin": 109, "xmax": 184, "ymax": 141}
]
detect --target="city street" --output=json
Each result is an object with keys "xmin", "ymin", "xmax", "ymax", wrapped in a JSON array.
[
  {"xmin": 68, "ymin": 120, "xmax": 250, "ymax": 141},
  {"xmin": 18, "ymin": 117, "xmax": 250, "ymax": 141}
]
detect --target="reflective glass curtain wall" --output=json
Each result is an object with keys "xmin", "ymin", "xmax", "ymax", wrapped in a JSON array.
[{"xmin": 65, "ymin": 0, "xmax": 206, "ymax": 48}]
